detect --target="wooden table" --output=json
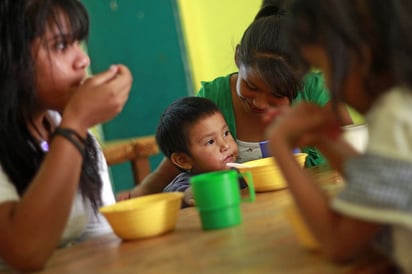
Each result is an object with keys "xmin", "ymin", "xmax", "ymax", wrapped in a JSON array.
[{"xmin": 11, "ymin": 166, "xmax": 378, "ymax": 273}]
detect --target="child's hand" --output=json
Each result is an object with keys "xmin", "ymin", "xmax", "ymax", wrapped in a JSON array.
[
  {"xmin": 61, "ymin": 64, "xmax": 133, "ymax": 132},
  {"xmin": 265, "ymin": 102, "xmax": 340, "ymax": 149},
  {"xmin": 116, "ymin": 190, "xmax": 132, "ymax": 201},
  {"xmin": 183, "ymin": 187, "xmax": 195, "ymax": 207},
  {"xmin": 116, "ymin": 185, "xmax": 151, "ymax": 201},
  {"xmin": 262, "ymin": 105, "xmax": 290, "ymax": 125}
]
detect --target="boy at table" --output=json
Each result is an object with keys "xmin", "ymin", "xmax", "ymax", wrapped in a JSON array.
[
  {"xmin": 117, "ymin": 3, "xmax": 353, "ymax": 201},
  {"xmin": 157, "ymin": 97, "xmax": 248, "ymax": 208}
]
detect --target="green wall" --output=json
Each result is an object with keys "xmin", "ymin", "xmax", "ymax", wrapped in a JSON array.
[{"xmin": 82, "ymin": 0, "xmax": 192, "ymax": 193}]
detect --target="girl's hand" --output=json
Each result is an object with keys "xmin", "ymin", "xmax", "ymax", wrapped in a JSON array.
[
  {"xmin": 265, "ymin": 102, "xmax": 357, "ymax": 171},
  {"xmin": 262, "ymin": 105, "xmax": 290, "ymax": 125},
  {"xmin": 116, "ymin": 185, "xmax": 146, "ymax": 201},
  {"xmin": 265, "ymin": 102, "xmax": 341, "ymax": 149},
  {"xmin": 116, "ymin": 190, "xmax": 132, "ymax": 201},
  {"xmin": 61, "ymin": 64, "xmax": 133, "ymax": 132}
]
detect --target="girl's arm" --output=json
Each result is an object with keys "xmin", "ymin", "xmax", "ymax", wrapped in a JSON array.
[
  {"xmin": 126, "ymin": 158, "xmax": 181, "ymax": 198},
  {"xmin": 0, "ymin": 134, "xmax": 85, "ymax": 271},
  {"xmin": 265, "ymin": 103, "xmax": 381, "ymax": 261},
  {"xmin": 323, "ymin": 101, "xmax": 353, "ymax": 126},
  {"xmin": 116, "ymin": 157, "xmax": 181, "ymax": 201},
  {"xmin": 0, "ymin": 65, "xmax": 132, "ymax": 271}
]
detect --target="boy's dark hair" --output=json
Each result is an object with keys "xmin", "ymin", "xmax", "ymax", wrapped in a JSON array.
[
  {"xmin": 156, "ymin": 97, "xmax": 220, "ymax": 159},
  {"xmin": 237, "ymin": 4, "xmax": 303, "ymax": 103}
]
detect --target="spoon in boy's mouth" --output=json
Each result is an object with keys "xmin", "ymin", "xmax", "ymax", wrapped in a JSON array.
[{"xmin": 226, "ymin": 162, "xmax": 247, "ymax": 168}]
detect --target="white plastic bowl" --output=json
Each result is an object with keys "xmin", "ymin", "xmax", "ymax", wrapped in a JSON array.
[{"xmin": 342, "ymin": 124, "xmax": 369, "ymax": 153}]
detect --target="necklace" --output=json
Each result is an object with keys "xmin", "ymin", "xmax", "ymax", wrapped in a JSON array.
[
  {"xmin": 33, "ymin": 116, "xmax": 52, "ymax": 153},
  {"xmin": 39, "ymin": 139, "xmax": 49, "ymax": 152}
]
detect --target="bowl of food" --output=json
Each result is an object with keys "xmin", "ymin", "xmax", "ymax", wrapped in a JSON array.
[
  {"xmin": 234, "ymin": 153, "xmax": 307, "ymax": 192},
  {"xmin": 283, "ymin": 201, "xmax": 320, "ymax": 250},
  {"xmin": 283, "ymin": 169, "xmax": 344, "ymax": 251},
  {"xmin": 100, "ymin": 192, "xmax": 184, "ymax": 240}
]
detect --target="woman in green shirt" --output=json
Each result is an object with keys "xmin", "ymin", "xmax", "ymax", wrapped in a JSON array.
[
  {"xmin": 197, "ymin": 71, "xmax": 332, "ymax": 166},
  {"xmin": 121, "ymin": 5, "xmax": 352, "ymax": 199}
]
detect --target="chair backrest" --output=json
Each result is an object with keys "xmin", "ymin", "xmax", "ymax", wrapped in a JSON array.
[{"xmin": 102, "ymin": 135, "xmax": 159, "ymax": 185}]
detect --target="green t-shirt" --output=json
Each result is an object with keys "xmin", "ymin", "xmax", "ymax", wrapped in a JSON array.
[{"xmin": 196, "ymin": 72, "xmax": 329, "ymax": 167}]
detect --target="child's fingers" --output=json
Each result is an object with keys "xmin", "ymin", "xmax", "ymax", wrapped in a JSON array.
[
  {"xmin": 84, "ymin": 65, "xmax": 119, "ymax": 86},
  {"xmin": 116, "ymin": 190, "xmax": 132, "ymax": 201},
  {"xmin": 107, "ymin": 66, "xmax": 133, "ymax": 94},
  {"xmin": 262, "ymin": 106, "xmax": 290, "ymax": 123}
]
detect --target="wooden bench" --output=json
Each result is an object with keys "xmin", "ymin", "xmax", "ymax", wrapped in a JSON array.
[{"xmin": 102, "ymin": 135, "xmax": 159, "ymax": 185}]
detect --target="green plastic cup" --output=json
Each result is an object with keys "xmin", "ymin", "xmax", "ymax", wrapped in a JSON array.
[{"xmin": 190, "ymin": 169, "xmax": 255, "ymax": 230}]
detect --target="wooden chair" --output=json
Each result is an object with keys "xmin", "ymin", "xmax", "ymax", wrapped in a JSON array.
[{"xmin": 102, "ymin": 135, "xmax": 159, "ymax": 185}]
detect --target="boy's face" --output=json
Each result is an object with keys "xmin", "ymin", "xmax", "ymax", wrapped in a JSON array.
[{"xmin": 185, "ymin": 112, "xmax": 238, "ymax": 174}]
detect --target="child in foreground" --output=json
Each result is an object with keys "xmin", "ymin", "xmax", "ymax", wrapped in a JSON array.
[
  {"xmin": 157, "ymin": 97, "xmax": 247, "ymax": 208},
  {"xmin": 265, "ymin": 0, "xmax": 412, "ymax": 272}
]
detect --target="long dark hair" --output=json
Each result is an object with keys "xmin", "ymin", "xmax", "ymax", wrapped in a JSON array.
[
  {"xmin": 289, "ymin": 0, "xmax": 412, "ymax": 103},
  {"xmin": 236, "ymin": 5, "xmax": 304, "ymax": 102},
  {"xmin": 0, "ymin": 0, "xmax": 103, "ymax": 212}
]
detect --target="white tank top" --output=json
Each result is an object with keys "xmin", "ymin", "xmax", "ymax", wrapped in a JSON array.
[{"xmin": 236, "ymin": 140, "xmax": 263, "ymax": 163}]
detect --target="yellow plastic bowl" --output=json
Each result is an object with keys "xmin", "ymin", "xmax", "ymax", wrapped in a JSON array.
[
  {"xmin": 283, "ymin": 201, "xmax": 319, "ymax": 250},
  {"xmin": 282, "ymin": 170, "xmax": 344, "ymax": 251},
  {"xmin": 237, "ymin": 153, "xmax": 307, "ymax": 192},
  {"xmin": 100, "ymin": 192, "xmax": 184, "ymax": 240}
]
